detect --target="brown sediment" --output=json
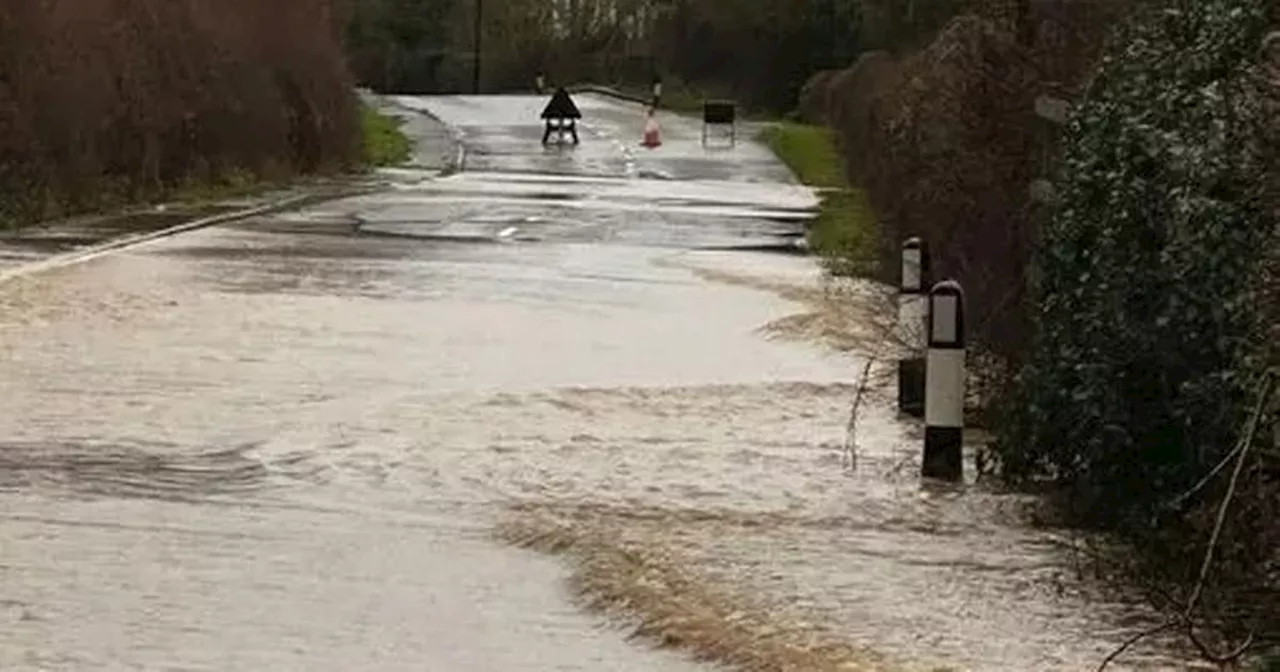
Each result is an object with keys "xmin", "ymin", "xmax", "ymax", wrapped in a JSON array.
[
  {"xmin": 0, "ymin": 272, "xmax": 104, "ymax": 329},
  {"xmin": 660, "ymin": 255, "xmax": 911, "ymax": 362},
  {"xmin": 0, "ymin": 264, "xmax": 178, "ymax": 334},
  {"xmin": 674, "ymin": 259, "xmax": 913, "ymax": 410},
  {"xmin": 496, "ymin": 509, "xmax": 922, "ymax": 672},
  {"xmin": 671, "ymin": 258, "xmax": 1005, "ymax": 418},
  {"xmin": 504, "ymin": 498, "xmax": 1021, "ymax": 538}
]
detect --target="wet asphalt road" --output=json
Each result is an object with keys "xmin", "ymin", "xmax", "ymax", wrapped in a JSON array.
[
  {"xmin": 0, "ymin": 93, "xmax": 1188, "ymax": 671},
  {"xmin": 0, "ymin": 94, "xmax": 821, "ymax": 672}
]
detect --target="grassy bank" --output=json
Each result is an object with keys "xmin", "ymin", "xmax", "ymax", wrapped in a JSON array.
[
  {"xmin": 759, "ymin": 122, "xmax": 878, "ymax": 276},
  {"xmin": 360, "ymin": 104, "xmax": 413, "ymax": 167}
]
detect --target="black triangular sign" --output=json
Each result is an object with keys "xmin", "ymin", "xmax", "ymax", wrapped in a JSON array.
[{"xmin": 541, "ymin": 88, "xmax": 582, "ymax": 119}]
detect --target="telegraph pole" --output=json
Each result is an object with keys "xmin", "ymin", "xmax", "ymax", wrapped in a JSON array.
[{"xmin": 473, "ymin": 0, "xmax": 483, "ymax": 93}]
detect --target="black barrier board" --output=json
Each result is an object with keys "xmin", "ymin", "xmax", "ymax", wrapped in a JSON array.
[
  {"xmin": 703, "ymin": 100, "xmax": 736, "ymax": 125},
  {"xmin": 541, "ymin": 88, "xmax": 582, "ymax": 119}
]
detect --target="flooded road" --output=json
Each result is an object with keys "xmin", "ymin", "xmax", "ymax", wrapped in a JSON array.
[{"xmin": 1, "ymin": 93, "xmax": 1187, "ymax": 670}]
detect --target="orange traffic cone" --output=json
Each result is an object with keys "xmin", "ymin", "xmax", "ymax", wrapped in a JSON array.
[{"xmin": 640, "ymin": 110, "xmax": 662, "ymax": 148}]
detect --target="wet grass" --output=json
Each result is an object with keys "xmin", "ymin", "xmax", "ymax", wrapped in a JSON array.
[
  {"xmin": 1, "ymin": 171, "xmax": 270, "ymax": 231},
  {"xmin": 758, "ymin": 122, "xmax": 843, "ymax": 188},
  {"xmin": 656, "ymin": 254, "xmax": 903, "ymax": 359},
  {"xmin": 497, "ymin": 510, "xmax": 907, "ymax": 672},
  {"xmin": 759, "ymin": 122, "xmax": 879, "ymax": 278},
  {"xmin": 361, "ymin": 103, "xmax": 412, "ymax": 167},
  {"xmin": 808, "ymin": 188, "xmax": 880, "ymax": 278}
]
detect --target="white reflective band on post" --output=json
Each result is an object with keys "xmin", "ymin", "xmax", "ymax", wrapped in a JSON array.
[
  {"xmin": 922, "ymin": 278, "xmax": 965, "ymax": 481},
  {"xmin": 902, "ymin": 248, "xmax": 921, "ymax": 292},
  {"xmin": 925, "ymin": 349, "xmax": 966, "ymax": 427},
  {"xmin": 930, "ymin": 293, "xmax": 959, "ymax": 345}
]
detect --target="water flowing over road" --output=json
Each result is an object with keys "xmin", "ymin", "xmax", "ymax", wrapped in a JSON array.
[{"xmin": 0, "ymin": 93, "xmax": 1190, "ymax": 670}]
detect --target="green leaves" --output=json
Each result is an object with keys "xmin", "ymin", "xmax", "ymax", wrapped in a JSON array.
[{"xmin": 999, "ymin": 0, "xmax": 1275, "ymax": 526}]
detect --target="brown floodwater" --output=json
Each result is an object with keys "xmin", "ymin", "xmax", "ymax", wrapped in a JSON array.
[{"xmin": 0, "ymin": 93, "xmax": 1193, "ymax": 671}]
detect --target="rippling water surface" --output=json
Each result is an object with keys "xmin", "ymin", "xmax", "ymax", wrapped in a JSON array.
[{"xmin": 0, "ymin": 94, "xmax": 1188, "ymax": 671}]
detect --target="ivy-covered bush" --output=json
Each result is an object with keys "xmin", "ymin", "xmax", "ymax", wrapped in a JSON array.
[
  {"xmin": 1003, "ymin": 0, "xmax": 1273, "ymax": 518},
  {"xmin": 998, "ymin": 1, "xmax": 1280, "ymax": 650},
  {"xmin": 999, "ymin": 0, "xmax": 1280, "ymax": 646},
  {"xmin": 998, "ymin": 0, "xmax": 1280, "ymax": 650}
]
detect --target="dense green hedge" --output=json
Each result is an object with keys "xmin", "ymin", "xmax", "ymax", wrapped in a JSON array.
[{"xmin": 999, "ymin": 0, "xmax": 1275, "ymax": 524}]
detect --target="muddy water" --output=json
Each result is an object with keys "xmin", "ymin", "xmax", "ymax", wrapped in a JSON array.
[
  {"xmin": 0, "ymin": 229, "xmax": 738, "ymax": 671},
  {"xmin": 0, "ymin": 93, "xmax": 1186, "ymax": 671}
]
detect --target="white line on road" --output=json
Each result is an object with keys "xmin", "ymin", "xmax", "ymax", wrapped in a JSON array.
[{"xmin": 0, "ymin": 187, "xmax": 376, "ymax": 286}]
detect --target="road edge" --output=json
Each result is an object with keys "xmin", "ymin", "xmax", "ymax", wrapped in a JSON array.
[
  {"xmin": 368, "ymin": 92, "xmax": 467, "ymax": 175},
  {"xmin": 0, "ymin": 184, "xmax": 381, "ymax": 286}
]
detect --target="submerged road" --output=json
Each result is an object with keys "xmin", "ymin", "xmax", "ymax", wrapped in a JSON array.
[{"xmin": 0, "ymin": 94, "xmax": 1186, "ymax": 671}]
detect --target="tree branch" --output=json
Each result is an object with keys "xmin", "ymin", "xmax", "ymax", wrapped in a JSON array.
[
  {"xmin": 1098, "ymin": 371, "xmax": 1274, "ymax": 671},
  {"xmin": 844, "ymin": 357, "xmax": 875, "ymax": 473},
  {"xmin": 1097, "ymin": 621, "xmax": 1177, "ymax": 671},
  {"xmin": 1186, "ymin": 371, "xmax": 1273, "ymax": 615}
]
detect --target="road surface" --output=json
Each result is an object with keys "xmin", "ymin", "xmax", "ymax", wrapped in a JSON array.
[{"xmin": 0, "ymin": 93, "xmax": 1188, "ymax": 671}]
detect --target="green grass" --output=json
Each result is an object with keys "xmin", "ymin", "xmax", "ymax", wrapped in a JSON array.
[
  {"xmin": 360, "ymin": 103, "xmax": 412, "ymax": 167},
  {"xmin": 807, "ymin": 188, "xmax": 879, "ymax": 277},
  {"xmin": 758, "ymin": 122, "xmax": 845, "ymax": 188},
  {"xmin": 759, "ymin": 122, "xmax": 878, "ymax": 277}
]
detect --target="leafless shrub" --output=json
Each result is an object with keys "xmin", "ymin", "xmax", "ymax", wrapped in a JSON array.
[
  {"xmin": 825, "ymin": 50, "xmax": 898, "ymax": 186},
  {"xmin": 815, "ymin": 0, "xmax": 1132, "ymax": 374},
  {"xmin": 797, "ymin": 69, "xmax": 839, "ymax": 124},
  {"xmin": 0, "ymin": 0, "xmax": 360, "ymax": 225},
  {"xmin": 828, "ymin": 16, "xmax": 1038, "ymax": 364}
]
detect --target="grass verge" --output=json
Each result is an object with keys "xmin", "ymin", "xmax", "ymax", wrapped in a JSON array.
[
  {"xmin": 759, "ymin": 122, "xmax": 878, "ymax": 277},
  {"xmin": 497, "ymin": 510, "xmax": 909, "ymax": 672},
  {"xmin": 4, "ymin": 98, "xmax": 409, "ymax": 230},
  {"xmin": 360, "ymin": 103, "xmax": 413, "ymax": 167},
  {"xmin": 4, "ymin": 168, "xmax": 298, "ymax": 231}
]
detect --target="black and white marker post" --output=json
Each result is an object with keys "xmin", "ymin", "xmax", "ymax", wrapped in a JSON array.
[
  {"xmin": 896, "ymin": 237, "xmax": 929, "ymax": 418},
  {"xmin": 922, "ymin": 279, "xmax": 966, "ymax": 482}
]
